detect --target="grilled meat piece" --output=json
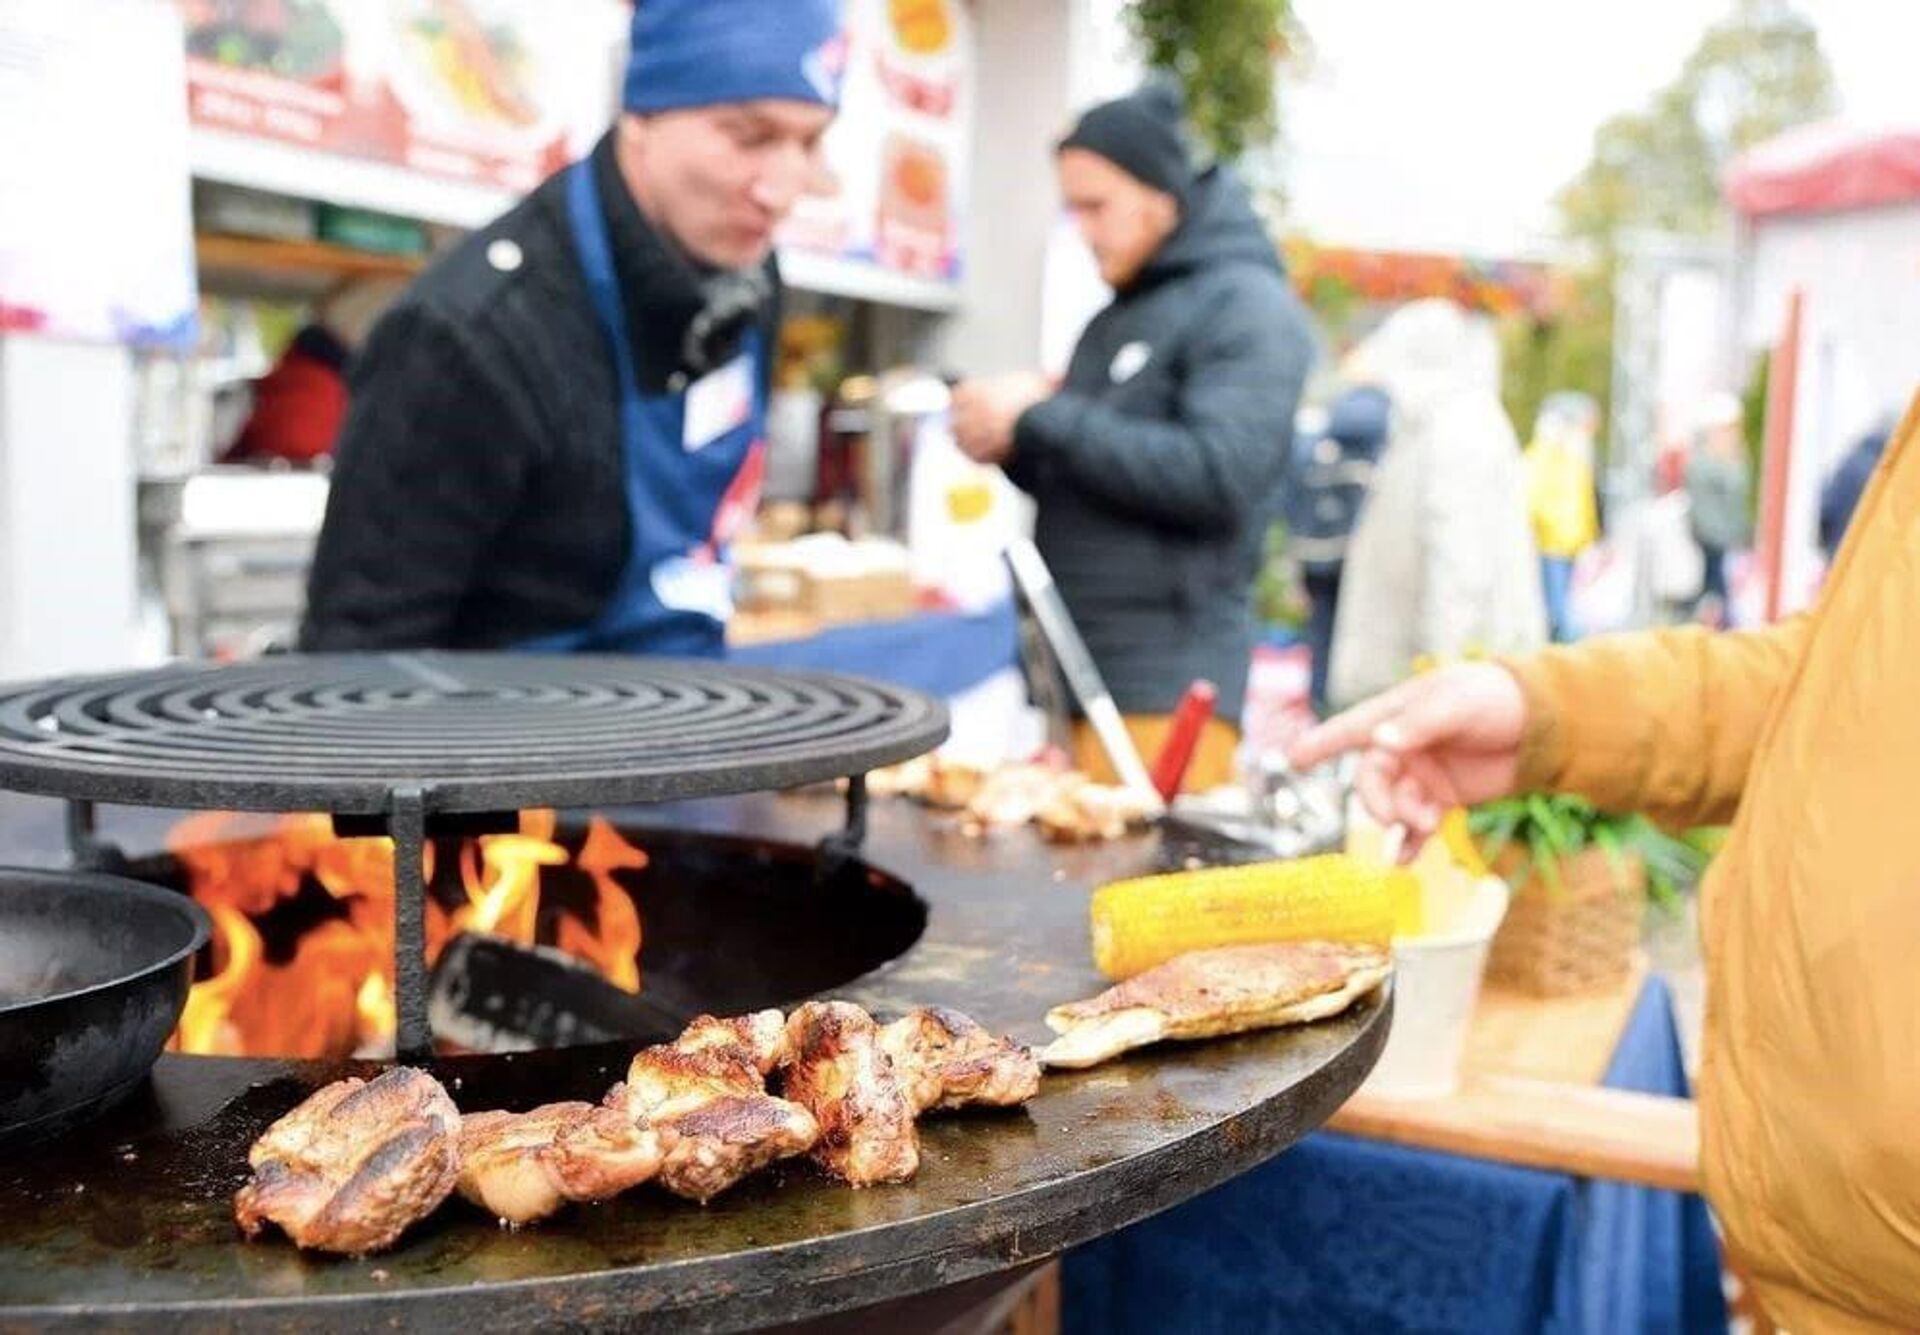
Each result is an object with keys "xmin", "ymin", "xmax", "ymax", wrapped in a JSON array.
[
  {"xmin": 543, "ymin": 1104, "xmax": 676, "ymax": 1205},
  {"xmin": 1033, "ymin": 778, "xmax": 1158, "ymax": 844},
  {"xmin": 607, "ymin": 1014, "xmax": 819, "ymax": 1204},
  {"xmin": 1040, "ymin": 942, "xmax": 1392, "ymax": 1070},
  {"xmin": 620, "ymin": 1042, "xmax": 763, "ymax": 1117},
  {"xmin": 783, "ymin": 1002, "xmax": 919, "ymax": 1186},
  {"xmin": 455, "ymin": 1098, "xmax": 675, "ymax": 1225},
  {"xmin": 878, "ymin": 1007, "xmax": 1041, "ymax": 1113},
  {"xmin": 610, "ymin": 1082, "xmax": 820, "ymax": 1204},
  {"xmin": 234, "ymin": 1066, "xmax": 462, "ymax": 1255},
  {"xmin": 962, "ymin": 763, "xmax": 1064, "ymax": 830},
  {"xmin": 673, "ymin": 1009, "xmax": 793, "ymax": 1075},
  {"xmin": 457, "ymin": 1102, "xmax": 595, "ymax": 1225}
]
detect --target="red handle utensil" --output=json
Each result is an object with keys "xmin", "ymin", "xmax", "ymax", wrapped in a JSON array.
[{"xmin": 1150, "ymin": 679, "xmax": 1217, "ymax": 801}]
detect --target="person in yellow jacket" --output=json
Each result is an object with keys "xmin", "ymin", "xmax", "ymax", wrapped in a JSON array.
[
  {"xmin": 1524, "ymin": 391, "xmax": 1601, "ymax": 641},
  {"xmin": 1290, "ymin": 396, "xmax": 1920, "ymax": 1333}
]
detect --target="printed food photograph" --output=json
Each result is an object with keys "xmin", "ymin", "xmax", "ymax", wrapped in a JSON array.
[
  {"xmin": 394, "ymin": 0, "xmax": 541, "ymax": 131},
  {"xmin": 887, "ymin": 0, "xmax": 953, "ymax": 56},
  {"xmin": 181, "ymin": 0, "xmax": 346, "ymax": 84}
]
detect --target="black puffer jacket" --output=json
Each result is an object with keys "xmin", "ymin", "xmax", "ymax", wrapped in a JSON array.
[
  {"xmin": 1006, "ymin": 167, "xmax": 1314, "ymax": 721},
  {"xmin": 300, "ymin": 133, "xmax": 779, "ymax": 652}
]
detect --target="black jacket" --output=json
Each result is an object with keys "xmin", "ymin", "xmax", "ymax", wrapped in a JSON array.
[
  {"xmin": 1007, "ymin": 167, "xmax": 1314, "ymax": 720},
  {"xmin": 300, "ymin": 133, "xmax": 780, "ymax": 651}
]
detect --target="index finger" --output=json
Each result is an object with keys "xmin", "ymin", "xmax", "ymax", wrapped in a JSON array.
[{"xmin": 1286, "ymin": 686, "xmax": 1408, "ymax": 771}]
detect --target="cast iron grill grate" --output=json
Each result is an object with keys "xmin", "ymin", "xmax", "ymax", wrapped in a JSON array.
[
  {"xmin": 0, "ymin": 652, "xmax": 946, "ymax": 813},
  {"xmin": 0, "ymin": 652, "xmax": 947, "ymax": 1056}
]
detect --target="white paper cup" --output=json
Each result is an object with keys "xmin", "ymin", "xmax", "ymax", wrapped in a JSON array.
[{"xmin": 1361, "ymin": 876, "xmax": 1510, "ymax": 1099}]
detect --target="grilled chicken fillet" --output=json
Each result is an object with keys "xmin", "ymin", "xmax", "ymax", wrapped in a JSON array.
[
  {"xmin": 1039, "ymin": 942, "xmax": 1392, "ymax": 1069},
  {"xmin": 456, "ymin": 1099, "xmax": 678, "ymax": 1224},
  {"xmin": 456, "ymin": 1102, "xmax": 596, "ymax": 1225},
  {"xmin": 606, "ymin": 1011, "xmax": 819, "ymax": 1203},
  {"xmin": 544, "ymin": 1104, "xmax": 676, "ymax": 1205},
  {"xmin": 878, "ymin": 1007, "xmax": 1041, "ymax": 1113},
  {"xmin": 783, "ymin": 1001, "xmax": 919, "ymax": 1186},
  {"xmin": 234, "ymin": 1066, "xmax": 462, "ymax": 1255},
  {"xmin": 673, "ymin": 1009, "xmax": 793, "ymax": 1076}
]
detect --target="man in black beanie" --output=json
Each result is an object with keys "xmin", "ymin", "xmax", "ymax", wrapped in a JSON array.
[{"xmin": 952, "ymin": 84, "xmax": 1314, "ymax": 788}]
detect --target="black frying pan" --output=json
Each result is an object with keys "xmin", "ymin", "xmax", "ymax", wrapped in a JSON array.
[{"xmin": 0, "ymin": 868, "xmax": 208, "ymax": 1148}]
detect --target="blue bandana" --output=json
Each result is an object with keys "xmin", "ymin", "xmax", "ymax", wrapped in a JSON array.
[{"xmin": 624, "ymin": 0, "xmax": 847, "ymax": 115}]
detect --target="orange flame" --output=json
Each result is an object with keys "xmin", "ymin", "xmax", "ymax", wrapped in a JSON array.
[
  {"xmin": 169, "ymin": 810, "xmax": 648, "ymax": 1058},
  {"xmin": 171, "ymin": 902, "xmax": 260, "ymax": 1055},
  {"xmin": 452, "ymin": 834, "xmax": 567, "ymax": 942},
  {"xmin": 565, "ymin": 816, "xmax": 649, "ymax": 992}
]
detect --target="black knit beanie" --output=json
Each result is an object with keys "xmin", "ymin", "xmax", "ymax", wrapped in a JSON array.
[{"xmin": 1057, "ymin": 82, "xmax": 1196, "ymax": 203}]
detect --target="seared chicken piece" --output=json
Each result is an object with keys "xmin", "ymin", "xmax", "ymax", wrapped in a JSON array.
[
  {"xmin": 621, "ymin": 1042, "xmax": 763, "ymax": 1114},
  {"xmin": 1034, "ymin": 778, "xmax": 1158, "ymax": 844},
  {"xmin": 456, "ymin": 1101, "xmax": 597, "ymax": 1225},
  {"xmin": 783, "ymin": 1002, "xmax": 919, "ymax": 1186},
  {"xmin": 864, "ymin": 756, "xmax": 932, "ymax": 800},
  {"xmin": 610, "ymin": 1081, "xmax": 820, "ymax": 1204},
  {"xmin": 962, "ymin": 763, "xmax": 1065, "ymax": 830},
  {"xmin": 674, "ymin": 1009, "xmax": 792, "ymax": 1075},
  {"xmin": 606, "ymin": 1016, "xmax": 819, "ymax": 1204},
  {"xmin": 921, "ymin": 756, "xmax": 989, "ymax": 810},
  {"xmin": 544, "ymin": 1104, "xmax": 676, "ymax": 1205},
  {"xmin": 234, "ymin": 1066, "xmax": 462, "ymax": 1255},
  {"xmin": 878, "ymin": 1007, "xmax": 1041, "ymax": 1113},
  {"xmin": 1040, "ymin": 942, "xmax": 1392, "ymax": 1070}
]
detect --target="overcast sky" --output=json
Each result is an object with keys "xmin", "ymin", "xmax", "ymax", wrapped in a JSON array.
[{"xmin": 1198, "ymin": 0, "xmax": 1920, "ymax": 256}]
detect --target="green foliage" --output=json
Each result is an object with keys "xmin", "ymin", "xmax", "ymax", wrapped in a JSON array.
[
  {"xmin": 1558, "ymin": 0, "xmax": 1836, "ymax": 249},
  {"xmin": 1499, "ymin": 265, "xmax": 1617, "ymax": 466},
  {"xmin": 1468, "ymin": 795, "xmax": 1710, "ymax": 914},
  {"xmin": 1531, "ymin": 1, "xmax": 1835, "ymax": 441},
  {"xmin": 1253, "ymin": 519, "xmax": 1308, "ymax": 630},
  {"xmin": 1125, "ymin": 0, "xmax": 1294, "ymax": 161}
]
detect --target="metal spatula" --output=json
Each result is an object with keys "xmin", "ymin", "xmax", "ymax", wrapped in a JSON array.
[{"xmin": 1005, "ymin": 539, "xmax": 1164, "ymax": 814}]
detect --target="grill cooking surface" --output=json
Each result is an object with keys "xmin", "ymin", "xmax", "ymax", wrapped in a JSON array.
[
  {"xmin": 0, "ymin": 654, "xmax": 946, "ymax": 814},
  {"xmin": 0, "ymin": 796, "xmax": 1389, "ymax": 1333}
]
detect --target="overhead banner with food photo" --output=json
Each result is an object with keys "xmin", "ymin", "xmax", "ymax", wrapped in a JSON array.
[
  {"xmin": 179, "ymin": 0, "xmax": 579, "ymax": 194},
  {"xmin": 779, "ymin": 0, "xmax": 973, "ymax": 290}
]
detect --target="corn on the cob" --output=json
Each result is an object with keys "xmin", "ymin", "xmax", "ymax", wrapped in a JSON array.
[{"xmin": 1089, "ymin": 855, "xmax": 1402, "ymax": 979}]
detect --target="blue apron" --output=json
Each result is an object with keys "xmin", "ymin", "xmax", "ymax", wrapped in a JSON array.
[{"xmin": 524, "ymin": 158, "xmax": 769, "ymax": 657}]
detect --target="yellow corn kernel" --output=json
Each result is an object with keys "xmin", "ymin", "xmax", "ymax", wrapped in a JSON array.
[{"xmin": 1089, "ymin": 855, "xmax": 1399, "ymax": 980}]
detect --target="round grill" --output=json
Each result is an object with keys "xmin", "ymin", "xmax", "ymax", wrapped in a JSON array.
[{"xmin": 0, "ymin": 653, "xmax": 947, "ymax": 815}]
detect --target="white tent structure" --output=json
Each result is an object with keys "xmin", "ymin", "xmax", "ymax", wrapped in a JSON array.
[{"xmin": 1726, "ymin": 121, "xmax": 1920, "ymax": 611}]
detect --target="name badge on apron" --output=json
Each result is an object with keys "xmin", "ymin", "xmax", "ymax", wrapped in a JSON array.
[{"xmin": 683, "ymin": 355, "xmax": 755, "ymax": 453}]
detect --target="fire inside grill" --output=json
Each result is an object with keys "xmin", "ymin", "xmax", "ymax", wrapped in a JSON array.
[{"xmin": 165, "ymin": 810, "xmax": 650, "ymax": 1059}]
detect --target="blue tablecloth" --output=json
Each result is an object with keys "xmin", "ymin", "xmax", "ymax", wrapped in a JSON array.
[
  {"xmin": 1063, "ymin": 975, "xmax": 1728, "ymax": 1334},
  {"xmin": 729, "ymin": 599, "xmax": 1019, "ymax": 699}
]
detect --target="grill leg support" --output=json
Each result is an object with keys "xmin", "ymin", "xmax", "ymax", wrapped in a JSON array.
[
  {"xmin": 816, "ymin": 773, "xmax": 868, "ymax": 883},
  {"xmin": 389, "ymin": 787, "xmax": 432, "ymax": 1061},
  {"xmin": 63, "ymin": 799, "xmax": 126, "ymax": 872}
]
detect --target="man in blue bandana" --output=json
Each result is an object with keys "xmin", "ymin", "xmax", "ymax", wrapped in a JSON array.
[{"xmin": 302, "ymin": 0, "xmax": 844, "ymax": 656}]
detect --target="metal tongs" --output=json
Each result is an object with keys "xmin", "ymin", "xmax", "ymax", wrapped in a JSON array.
[{"xmin": 1004, "ymin": 539, "xmax": 1165, "ymax": 815}]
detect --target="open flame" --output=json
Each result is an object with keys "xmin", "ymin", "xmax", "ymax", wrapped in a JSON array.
[{"xmin": 166, "ymin": 810, "xmax": 648, "ymax": 1059}]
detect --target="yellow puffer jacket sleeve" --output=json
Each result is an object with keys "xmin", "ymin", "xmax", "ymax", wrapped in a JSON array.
[{"xmin": 1503, "ymin": 617, "xmax": 1809, "ymax": 828}]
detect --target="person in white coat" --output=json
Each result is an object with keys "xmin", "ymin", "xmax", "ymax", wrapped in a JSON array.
[{"xmin": 1327, "ymin": 299, "xmax": 1546, "ymax": 709}]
